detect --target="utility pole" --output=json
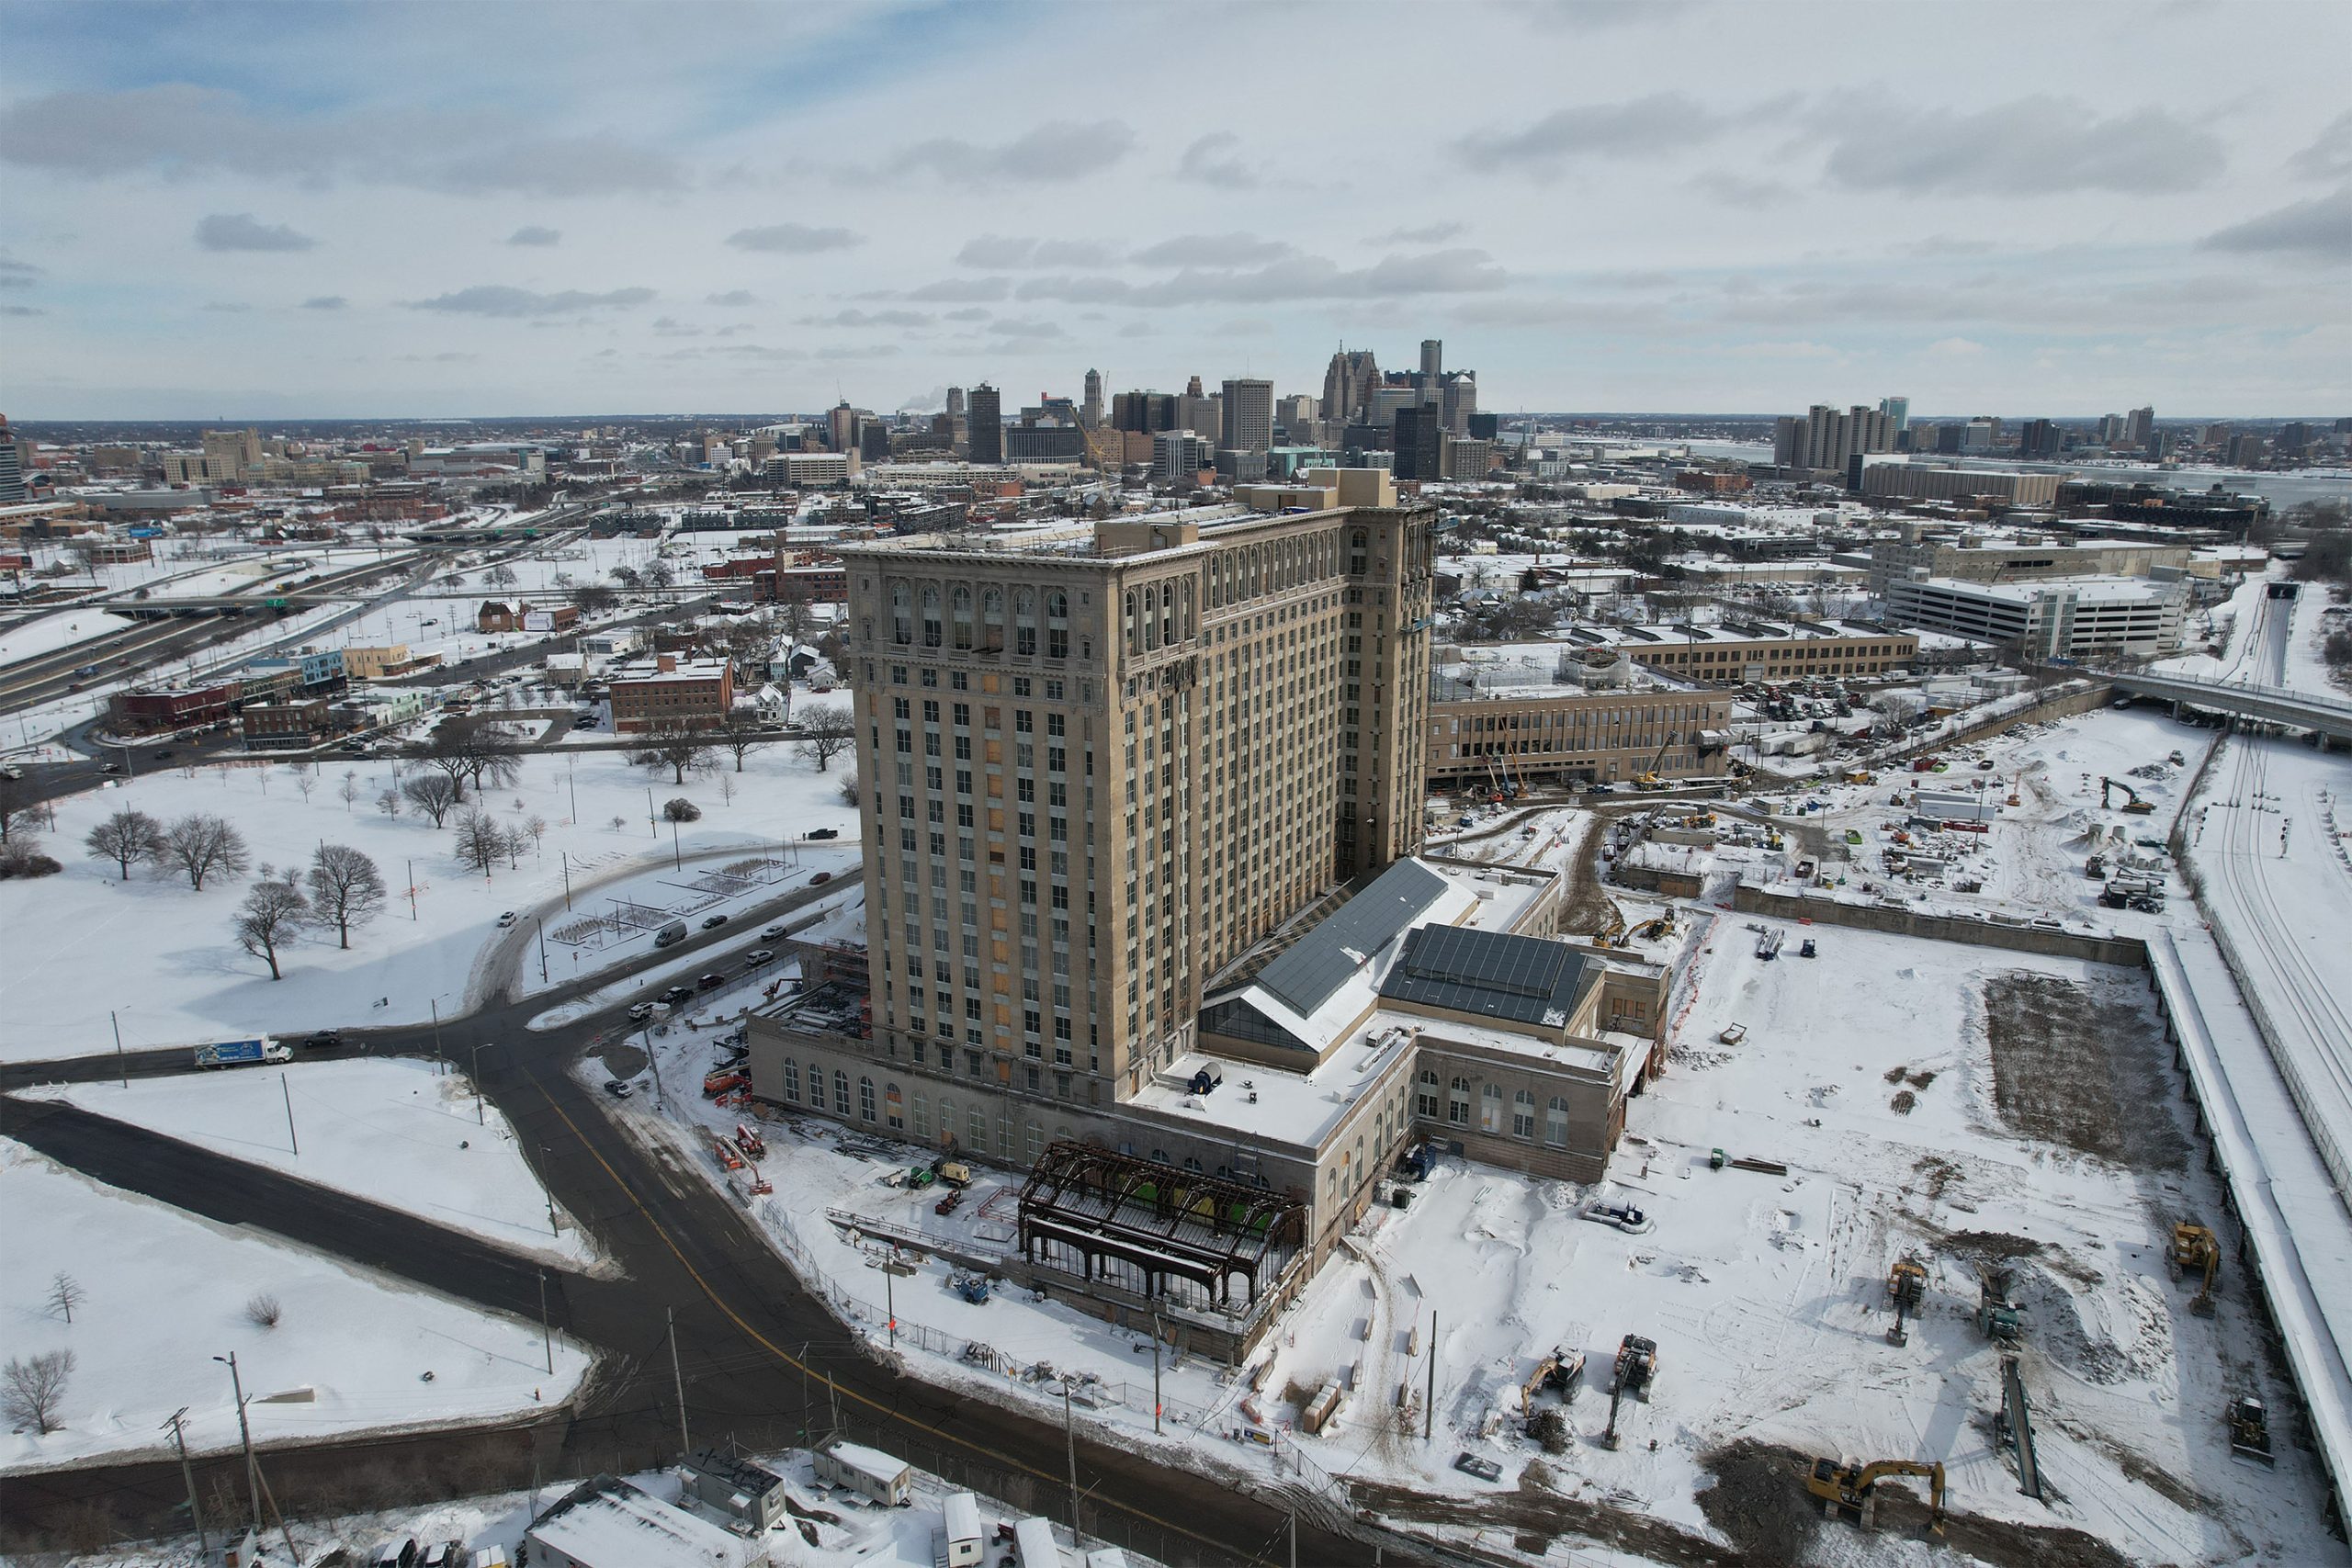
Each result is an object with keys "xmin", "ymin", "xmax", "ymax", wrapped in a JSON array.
[
  {"xmin": 470, "ymin": 1042, "xmax": 485, "ymax": 1125},
  {"xmin": 279, "ymin": 1072, "xmax": 298, "ymax": 1156},
  {"xmin": 537, "ymin": 916, "xmax": 550, "ymax": 984},
  {"xmin": 407, "ymin": 857, "xmax": 417, "ymax": 920},
  {"xmin": 886, "ymin": 1257, "xmax": 896, "ymax": 1348},
  {"xmin": 538, "ymin": 1269, "xmax": 553, "ymax": 1374},
  {"xmin": 213, "ymin": 1352, "xmax": 262, "ymax": 1540},
  {"xmin": 1062, "ymin": 1378, "xmax": 1081, "ymax": 1545},
  {"xmin": 430, "ymin": 997, "xmax": 444, "ymax": 1066},
  {"xmin": 112, "ymin": 1010, "xmax": 126, "ymax": 1089},
  {"xmin": 669, "ymin": 1306, "xmax": 689, "ymax": 1457},
  {"xmin": 1425, "ymin": 1312, "xmax": 1436, "ymax": 1441},
  {"xmin": 1289, "ymin": 1508, "xmax": 1298, "ymax": 1568},
  {"xmin": 560, "ymin": 850, "xmax": 572, "ymax": 910},
  {"xmin": 1151, "ymin": 1311, "xmax": 1163, "ymax": 1436},
  {"xmin": 164, "ymin": 1406, "xmax": 209, "ymax": 1559}
]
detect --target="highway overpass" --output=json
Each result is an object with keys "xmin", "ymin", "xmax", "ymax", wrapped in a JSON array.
[{"xmin": 2109, "ymin": 670, "xmax": 2352, "ymax": 744}]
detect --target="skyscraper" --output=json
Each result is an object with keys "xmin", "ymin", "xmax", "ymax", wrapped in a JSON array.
[
  {"xmin": 1321, "ymin": 349, "xmax": 1379, "ymax": 423},
  {"xmin": 1394, "ymin": 405, "xmax": 1442, "ymax": 481},
  {"xmin": 967, "ymin": 384, "xmax": 1003, "ymax": 465},
  {"xmin": 1220, "ymin": 378, "xmax": 1273, "ymax": 453},
  {"xmin": 945, "ymin": 387, "xmax": 967, "ymax": 422},
  {"xmin": 0, "ymin": 414, "xmax": 24, "ymax": 504},
  {"xmin": 1418, "ymin": 340, "xmax": 1442, "ymax": 405},
  {"xmin": 1771, "ymin": 404, "xmax": 1894, "ymax": 472},
  {"xmin": 1081, "ymin": 369, "xmax": 1103, "ymax": 431},
  {"xmin": 1439, "ymin": 370, "xmax": 1476, "ymax": 434},
  {"xmin": 2126, "ymin": 406, "xmax": 2157, "ymax": 456},
  {"xmin": 1878, "ymin": 396, "xmax": 1909, "ymax": 433}
]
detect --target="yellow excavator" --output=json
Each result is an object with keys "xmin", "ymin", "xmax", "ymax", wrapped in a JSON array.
[
  {"xmin": 1592, "ymin": 898, "xmax": 1628, "ymax": 948},
  {"xmin": 1804, "ymin": 1457, "xmax": 1947, "ymax": 1537},
  {"xmin": 1886, "ymin": 1255, "xmax": 1928, "ymax": 1346},
  {"xmin": 2169, "ymin": 1222, "xmax": 2222, "ymax": 1317}
]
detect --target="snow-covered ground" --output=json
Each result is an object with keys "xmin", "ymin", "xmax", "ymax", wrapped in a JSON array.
[
  {"xmin": 24, "ymin": 1445, "xmax": 1144, "ymax": 1568},
  {"xmin": 19, "ymin": 1056, "xmax": 597, "ymax": 1267},
  {"xmin": 0, "ymin": 605, "xmax": 140, "ymax": 665},
  {"xmin": 0, "ymin": 1138, "xmax": 589, "ymax": 1474},
  {"xmin": 0, "ymin": 739, "xmax": 860, "ymax": 1063}
]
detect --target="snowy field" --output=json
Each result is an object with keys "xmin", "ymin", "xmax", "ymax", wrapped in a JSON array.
[
  {"xmin": 0, "ymin": 1138, "xmax": 590, "ymax": 1474},
  {"xmin": 0, "ymin": 739, "xmax": 861, "ymax": 1063},
  {"xmin": 1254, "ymin": 920, "xmax": 2332, "ymax": 1566},
  {"xmin": 20, "ymin": 1056, "xmax": 597, "ymax": 1268},
  {"xmin": 0, "ymin": 604, "xmax": 140, "ymax": 665}
]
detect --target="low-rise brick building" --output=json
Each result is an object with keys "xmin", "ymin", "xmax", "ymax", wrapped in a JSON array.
[{"xmin": 608, "ymin": 654, "xmax": 735, "ymax": 734}]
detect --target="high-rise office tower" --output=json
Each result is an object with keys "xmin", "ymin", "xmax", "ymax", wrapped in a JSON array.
[
  {"xmin": 1322, "ymin": 349, "xmax": 1380, "ymax": 423},
  {"xmin": 1394, "ymin": 405, "xmax": 1443, "ymax": 481},
  {"xmin": 0, "ymin": 415, "xmax": 24, "ymax": 503},
  {"xmin": 834, "ymin": 502, "xmax": 1433, "ymax": 1100},
  {"xmin": 200, "ymin": 427, "xmax": 263, "ymax": 479},
  {"xmin": 1275, "ymin": 394, "xmax": 1318, "ymax": 436},
  {"xmin": 1418, "ymin": 339, "xmax": 1443, "ymax": 405},
  {"xmin": 1439, "ymin": 370, "xmax": 1476, "ymax": 434},
  {"xmin": 1081, "ymin": 369, "xmax": 1103, "ymax": 431},
  {"xmin": 1878, "ymin": 396, "xmax": 1909, "ymax": 433},
  {"xmin": 1113, "ymin": 391, "xmax": 1179, "ymax": 433},
  {"xmin": 2019, "ymin": 419, "xmax": 2061, "ymax": 459},
  {"xmin": 945, "ymin": 387, "xmax": 967, "ymax": 422},
  {"xmin": 828, "ymin": 400, "xmax": 860, "ymax": 454},
  {"xmin": 2126, "ymin": 406, "xmax": 2157, "ymax": 456},
  {"xmin": 1220, "ymin": 378, "xmax": 1273, "ymax": 453},
  {"xmin": 1771, "ymin": 404, "xmax": 1894, "ymax": 471},
  {"xmin": 967, "ymin": 385, "xmax": 1003, "ymax": 465}
]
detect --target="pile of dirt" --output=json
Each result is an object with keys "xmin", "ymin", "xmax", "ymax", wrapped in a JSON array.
[
  {"xmin": 1981, "ymin": 971, "xmax": 2191, "ymax": 1171},
  {"xmin": 2002, "ymin": 1262, "xmax": 2172, "ymax": 1386},
  {"xmin": 1695, "ymin": 1441, "xmax": 1818, "ymax": 1568}
]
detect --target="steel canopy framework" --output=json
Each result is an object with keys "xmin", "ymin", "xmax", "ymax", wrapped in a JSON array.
[{"xmin": 1016, "ymin": 1141, "xmax": 1306, "ymax": 1312}]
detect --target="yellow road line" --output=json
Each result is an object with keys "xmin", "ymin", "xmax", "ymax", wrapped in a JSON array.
[{"xmin": 537, "ymin": 1085, "xmax": 1271, "ymax": 1564}]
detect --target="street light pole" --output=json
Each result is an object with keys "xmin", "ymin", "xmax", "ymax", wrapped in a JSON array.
[
  {"xmin": 1061, "ymin": 1378, "xmax": 1081, "ymax": 1546},
  {"xmin": 470, "ymin": 1041, "xmax": 485, "ymax": 1125},
  {"xmin": 537, "ymin": 916, "xmax": 550, "ymax": 984},
  {"xmin": 538, "ymin": 1269, "xmax": 554, "ymax": 1374},
  {"xmin": 213, "ymin": 1352, "xmax": 262, "ymax": 1540}
]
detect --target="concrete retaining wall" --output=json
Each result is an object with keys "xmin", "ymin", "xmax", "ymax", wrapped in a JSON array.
[{"xmin": 1730, "ymin": 883, "xmax": 2149, "ymax": 967}]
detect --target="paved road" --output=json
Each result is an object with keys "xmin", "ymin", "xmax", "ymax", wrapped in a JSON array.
[{"xmin": 0, "ymin": 919, "xmax": 1369, "ymax": 1565}]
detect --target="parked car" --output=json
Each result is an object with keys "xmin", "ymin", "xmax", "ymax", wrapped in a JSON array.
[
  {"xmin": 602, "ymin": 1080, "xmax": 632, "ymax": 1100},
  {"xmin": 152, "ymin": 749, "xmax": 174, "ymax": 761},
  {"xmin": 745, "ymin": 948, "xmax": 775, "ymax": 965},
  {"xmin": 809, "ymin": 871, "xmax": 833, "ymax": 886},
  {"xmin": 701, "ymin": 913, "xmax": 729, "ymax": 930},
  {"xmin": 627, "ymin": 1001, "xmax": 654, "ymax": 1022},
  {"xmin": 658, "ymin": 985, "xmax": 694, "ymax": 1006},
  {"xmin": 808, "ymin": 827, "xmax": 840, "ymax": 840},
  {"xmin": 697, "ymin": 972, "xmax": 727, "ymax": 991},
  {"xmin": 496, "ymin": 911, "xmax": 518, "ymax": 929},
  {"xmin": 101, "ymin": 762, "xmax": 123, "ymax": 774}
]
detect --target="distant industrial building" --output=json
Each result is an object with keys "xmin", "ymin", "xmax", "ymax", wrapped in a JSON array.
[
  {"xmin": 608, "ymin": 655, "xmax": 735, "ymax": 734},
  {"xmin": 1427, "ymin": 671, "xmax": 1736, "ymax": 791},
  {"xmin": 1559, "ymin": 621, "xmax": 1920, "ymax": 684},
  {"xmin": 1859, "ymin": 464, "xmax": 2062, "ymax": 507}
]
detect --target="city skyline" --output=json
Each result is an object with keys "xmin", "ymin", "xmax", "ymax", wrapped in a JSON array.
[{"xmin": 4, "ymin": 0, "xmax": 2348, "ymax": 420}]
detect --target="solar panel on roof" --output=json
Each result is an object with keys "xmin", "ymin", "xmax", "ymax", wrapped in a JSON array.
[{"xmin": 1379, "ymin": 925, "xmax": 1589, "ymax": 1027}]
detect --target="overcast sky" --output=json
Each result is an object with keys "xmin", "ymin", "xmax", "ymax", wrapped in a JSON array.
[{"xmin": 4, "ymin": 0, "xmax": 2347, "ymax": 422}]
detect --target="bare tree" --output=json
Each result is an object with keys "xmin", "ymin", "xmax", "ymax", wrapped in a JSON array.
[
  {"xmin": 160, "ymin": 814, "xmax": 250, "ymax": 890},
  {"xmin": 775, "ymin": 597, "xmax": 815, "ymax": 646},
  {"xmin": 794, "ymin": 701, "xmax": 854, "ymax": 773},
  {"xmin": 645, "ymin": 558, "xmax": 675, "ymax": 591},
  {"xmin": 717, "ymin": 772, "xmax": 736, "ymax": 808},
  {"xmin": 0, "ymin": 774, "xmax": 40, "ymax": 845},
  {"xmin": 631, "ymin": 722, "xmax": 718, "ymax": 784},
  {"xmin": 568, "ymin": 582, "xmax": 619, "ymax": 615},
  {"xmin": 483, "ymin": 564, "xmax": 518, "ymax": 590},
  {"xmin": 426, "ymin": 726, "xmax": 523, "ymax": 797},
  {"xmin": 85, "ymin": 807, "xmax": 166, "ymax": 881},
  {"xmin": 46, "ymin": 1273, "xmax": 84, "ymax": 1325},
  {"xmin": 338, "ymin": 771, "xmax": 363, "ymax": 813},
  {"xmin": 307, "ymin": 844, "xmax": 387, "ymax": 949},
  {"xmin": 837, "ymin": 769, "xmax": 861, "ymax": 808},
  {"xmin": 717, "ymin": 708, "xmax": 775, "ymax": 773},
  {"xmin": 232, "ymin": 880, "xmax": 310, "ymax": 979},
  {"xmin": 290, "ymin": 764, "xmax": 317, "ymax": 802},
  {"xmin": 452, "ymin": 809, "xmax": 507, "ymax": 876},
  {"xmin": 525, "ymin": 815, "xmax": 548, "ymax": 854},
  {"xmin": 244, "ymin": 1292, "xmax": 282, "ymax": 1329},
  {"xmin": 401, "ymin": 773, "xmax": 460, "ymax": 827},
  {"xmin": 609, "ymin": 564, "xmax": 641, "ymax": 592},
  {"xmin": 3, "ymin": 1349, "xmax": 74, "ymax": 1436},
  {"xmin": 376, "ymin": 786, "xmax": 403, "ymax": 819}
]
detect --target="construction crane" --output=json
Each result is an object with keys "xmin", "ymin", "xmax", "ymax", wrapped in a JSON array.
[
  {"xmin": 1599, "ymin": 1334, "xmax": 1657, "ymax": 1450},
  {"xmin": 2100, "ymin": 775, "xmax": 2157, "ymax": 816},
  {"xmin": 1634, "ymin": 733, "xmax": 1675, "ymax": 792},
  {"xmin": 1804, "ymin": 1457, "xmax": 1948, "ymax": 1537},
  {"xmin": 1886, "ymin": 1255, "xmax": 1928, "ymax": 1346},
  {"xmin": 2168, "ymin": 1222, "xmax": 2222, "ymax": 1317}
]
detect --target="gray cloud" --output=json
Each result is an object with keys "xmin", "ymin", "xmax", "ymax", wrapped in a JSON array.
[
  {"xmin": 198, "ymin": 212, "xmax": 317, "ymax": 252},
  {"xmin": 2289, "ymin": 111, "xmax": 2352, "ymax": 181},
  {"xmin": 200, "ymin": 301, "xmax": 251, "ymax": 312},
  {"xmin": 878, "ymin": 120, "xmax": 1136, "ymax": 184},
  {"xmin": 1521, "ymin": 0, "xmax": 1706, "ymax": 29},
  {"xmin": 0, "ymin": 254, "xmax": 42, "ymax": 288},
  {"xmin": 652, "ymin": 316, "xmax": 701, "ymax": 337},
  {"xmin": 407, "ymin": 285, "xmax": 656, "ymax": 317},
  {"xmin": 1018, "ymin": 248, "xmax": 1506, "ymax": 307},
  {"xmin": 507, "ymin": 225, "xmax": 562, "ymax": 247},
  {"xmin": 2199, "ymin": 186, "xmax": 2352, "ymax": 262},
  {"xmin": 1456, "ymin": 94, "xmax": 1731, "ymax": 172},
  {"xmin": 1175, "ymin": 132, "xmax": 1258, "ymax": 189},
  {"xmin": 801, "ymin": 308, "xmax": 933, "ymax": 328},
  {"xmin": 903, "ymin": 276, "xmax": 1009, "ymax": 303},
  {"xmin": 1, "ymin": 303, "xmax": 44, "ymax": 317},
  {"xmin": 706, "ymin": 289, "xmax": 760, "ymax": 307},
  {"xmin": 0, "ymin": 85, "xmax": 684, "ymax": 197},
  {"xmin": 987, "ymin": 318, "xmax": 1065, "ymax": 340},
  {"xmin": 1687, "ymin": 171, "xmax": 1795, "ymax": 210},
  {"xmin": 1130, "ymin": 232, "xmax": 1295, "ymax": 268},
  {"xmin": 943, "ymin": 306, "xmax": 991, "ymax": 322},
  {"xmin": 1819, "ymin": 96, "xmax": 2227, "ymax": 195},
  {"xmin": 727, "ymin": 222, "xmax": 863, "ymax": 254},
  {"xmin": 954, "ymin": 235, "xmax": 1123, "ymax": 269},
  {"xmin": 1370, "ymin": 222, "xmax": 1465, "ymax": 245},
  {"xmin": 300, "ymin": 295, "xmax": 347, "ymax": 310}
]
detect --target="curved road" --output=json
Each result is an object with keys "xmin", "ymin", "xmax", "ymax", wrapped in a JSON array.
[{"xmin": 0, "ymin": 875, "xmax": 1370, "ymax": 1564}]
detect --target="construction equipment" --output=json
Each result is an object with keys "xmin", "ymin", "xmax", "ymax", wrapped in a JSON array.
[
  {"xmin": 1886, "ymin": 1255, "xmax": 1928, "ymax": 1346},
  {"xmin": 1599, "ymin": 1334, "xmax": 1657, "ymax": 1450},
  {"xmin": 1631, "ymin": 911, "xmax": 1678, "ymax": 942},
  {"xmin": 1519, "ymin": 1348, "xmax": 1587, "ymax": 1416},
  {"xmin": 2168, "ymin": 1222, "xmax": 2222, "ymax": 1317},
  {"xmin": 1592, "ymin": 898, "xmax": 1628, "ymax": 948},
  {"xmin": 733, "ymin": 1122, "xmax": 766, "ymax": 1161},
  {"xmin": 1634, "ymin": 735, "xmax": 1673, "ymax": 791},
  {"xmin": 1976, "ymin": 1269, "xmax": 2022, "ymax": 1344},
  {"xmin": 2086, "ymin": 852, "xmax": 2106, "ymax": 878},
  {"xmin": 2100, "ymin": 775, "xmax": 2157, "ymax": 816},
  {"xmin": 1803, "ymin": 1457, "xmax": 1948, "ymax": 1537},
  {"xmin": 2229, "ymin": 1394, "xmax": 2275, "ymax": 1465}
]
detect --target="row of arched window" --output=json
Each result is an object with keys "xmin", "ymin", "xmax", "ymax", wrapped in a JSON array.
[
  {"xmin": 1415, "ymin": 1068, "xmax": 1568, "ymax": 1145},
  {"xmin": 1202, "ymin": 526, "xmax": 1356, "ymax": 612},
  {"xmin": 1121, "ymin": 577, "xmax": 1195, "ymax": 657}
]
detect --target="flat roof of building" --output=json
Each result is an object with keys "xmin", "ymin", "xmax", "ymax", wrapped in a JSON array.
[{"xmin": 1901, "ymin": 573, "xmax": 2185, "ymax": 604}]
